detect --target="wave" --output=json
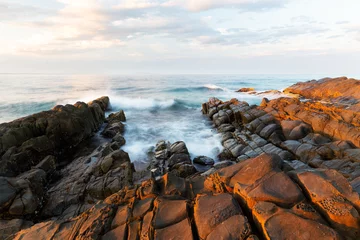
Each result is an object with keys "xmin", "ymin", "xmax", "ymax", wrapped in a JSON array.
[
  {"xmin": 109, "ymin": 96, "xmax": 197, "ymax": 111},
  {"xmin": 203, "ymin": 84, "xmax": 227, "ymax": 91},
  {"xmin": 167, "ymin": 84, "xmax": 228, "ymax": 93}
]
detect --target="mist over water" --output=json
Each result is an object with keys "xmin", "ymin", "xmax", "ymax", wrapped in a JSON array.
[{"xmin": 0, "ymin": 74, "xmax": 323, "ymax": 164}]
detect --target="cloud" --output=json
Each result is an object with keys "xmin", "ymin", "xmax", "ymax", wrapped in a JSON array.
[
  {"xmin": 1, "ymin": 0, "xmax": 353, "ymax": 60},
  {"xmin": 0, "ymin": 1, "xmax": 52, "ymax": 21},
  {"xmin": 114, "ymin": 0, "xmax": 160, "ymax": 10},
  {"xmin": 162, "ymin": 0, "xmax": 288, "ymax": 12}
]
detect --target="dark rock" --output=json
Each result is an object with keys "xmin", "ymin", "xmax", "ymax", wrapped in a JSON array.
[
  {"xmin": 108, "ymin": 110, "xmax": 126, "ymax": 122},
  {"xmin": 0, "ymin": 177, "xmax": 17, "ymax": 212},
  {"xmin": 35, "ymin": 155, "xmax": 56, "ymax": 175},
  {"xmin": 193, "ymin": 156, "xmax": 214, "ymax": 165},
  {"xmin": 168, "ymin": 153, "xmax": 191, "ymax": 168},
  {"xmin": 169, "ymin": 141, "xmax": 189, "ymax": 155}
]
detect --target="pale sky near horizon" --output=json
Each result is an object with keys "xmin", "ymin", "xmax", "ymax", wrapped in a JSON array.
[{"xmin": 1, "ymin": 0, "xmax": 360, "ymax": 75}]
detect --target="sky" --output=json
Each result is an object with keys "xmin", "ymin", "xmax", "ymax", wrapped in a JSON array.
[{"xmin": 0, "ymin": 0, "xmax": 360, "ymax": 75}]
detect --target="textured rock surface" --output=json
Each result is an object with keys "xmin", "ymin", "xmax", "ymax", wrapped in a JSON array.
[
  {"xmin": 3, "ymin": 78, "xmax": 360, "ymax": 240},
  {"xmin": 284, "ymin": 77, "xmax": 360, "ymax": 110},
  {"xmin": 0, "ymin": 96, "xmax": 110, "ymax": 177},
  {"xmin": 8, "ymin": 153, "xmax": 359, "ymax": 239}
]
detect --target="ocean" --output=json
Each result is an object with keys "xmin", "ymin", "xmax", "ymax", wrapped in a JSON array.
[{"xmin": 0, "ymin": 74, "xmax": 326, "ymax": 167}]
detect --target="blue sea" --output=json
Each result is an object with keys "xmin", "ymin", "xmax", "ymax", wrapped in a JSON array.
[{"xmin": 0, "ymin": 74, "xmax": 326, "ymax": 167}]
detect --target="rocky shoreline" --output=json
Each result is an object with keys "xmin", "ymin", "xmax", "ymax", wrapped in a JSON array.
[{"xmin": 1, "ymin": 77, "xmax": 360, "ymax": 239}]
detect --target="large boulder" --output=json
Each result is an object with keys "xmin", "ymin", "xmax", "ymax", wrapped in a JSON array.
[{"xmin": 0, "ymin": 96, "xmax": 110, "ymax": 177}]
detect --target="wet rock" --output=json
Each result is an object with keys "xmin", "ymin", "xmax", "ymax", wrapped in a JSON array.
[
  {"xmin": 170, "ymin": 141, "xmax": 189, "ymax": 155},
  {"xmin": 218, "ymin": 124, "xmax": 235, "ymax": 133},
  {"xmin": 102, "ymin": 122, "xmax": 125, "ymax": 138},
  {"xmin": 213, "ymin": 160, "xmax": 234, "ymax": 169},
  {"xmin": 236, "ymin": 87, "xmax": 255, "ymax": 92},
  {"xmin": 171, "ymin": 163, "xmax": 197, "ymax": 178},
  {"xmin": 168, "ymin": 153, "xmax": 191, "ymax": 168},
  {"xmin": 193, "ymin": 156, "xmax": 214, "ymax": 165},
  {"xmin": 108, "ymin": 110, "xmax": 126, "ymax": 122},
  {"xmin": 112, "ymin": 133, "xmax": 126, "ymax": 146}
]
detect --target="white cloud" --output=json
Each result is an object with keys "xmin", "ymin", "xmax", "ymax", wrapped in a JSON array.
[
  {"xmin": 114, "ymin": 0, "xmax": 159, "ymax": 10},
  {"xmin": 1, "ymin": 0, "xmax": 360, "ymax": 75},
  {"xmin": 162, "ymin": 0, "xmax": 288, "ymax": 12}
]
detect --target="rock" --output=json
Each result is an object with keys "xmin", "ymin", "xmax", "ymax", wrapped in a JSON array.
[
  {"xmin": 111, "ymin": 205, "xmax": 130, "ymax": 229},
  {"xmin": 171, "ymin": 164, "xmax": 197, "ymax": 178},
  {"xmin": 102, "ymin": 122, "xmax": 125, "ymax": 138},
  {"xmin": 169, "ymin": 141, "xmax": 189, "ymax": 155},
  {"xmin": 155, "ymin": 140, "xmax": 168, "ymax": 152},
  {"xmin": 35, "ymin": 155, "xmax": 56, "ymax": 175},
  {"xmin": 154, "ymin": 218, "xmax": 193, "ymax": 240},
  {"xmin": 158, "ymin": 173, "xmax": 187, "ymax": 197},
  {"xmin": 351, "ymin": 176, "xmax": 360, "ymax": 194},
  {"xmin": 206, "ymin": 215, "xmax": 251, "ymax": 240},
  {"xmin": 284, "ymin": 77, "xmax": 360, "ymax": 107},
  {"xmin": 194, "ymin": 193, "xmax": 242, "ymax": 239},
  {"xmin": 127, "ymin": 220, "xmax": 141, "ymax": 240},
  {"xmin": 168, "ymin": 153, "xmax": 191, "ymax": 168},
  {"xmin": 290, "ymin": 169, "xmax": 360, "ymax": 239},
  {"xmin": 213, "ymin": 160, "xmax": 234, "ymax": 169},
  {"xmin": 153, "ymin": 198, "xmax": 188, "ymax": 229},
  {"xmin": 108, "ymin": 110, "xmax": 126, "ymax": 122},
  {"xmin": 0, "ymin": 219, "xmax": 33, "ymax": 240},
  {"xmin": 0, "ymin": 96, "xmax": 110, "ymax": 177},
  {"xmin": 236, "ymin": 87, "xmax": 255, "ymax": 92},
  {"xmin": 112, "ymin": 133, "xmax": 126, "ymax": 146},
  {"xmin": 252, "ymin": 201, "xmax": 341, "ymax": 240},
  {"xmin": 344, "ymin": 149, "xmax": 360, "ymax": 162},
  {"xmin": 217, "ymin": 124, "xmax": 235, "ymax": 133},
  {"xmin": 0, "ymin": 177, "xmax": 17, "ymax": 212},
  {"xmin": 102, "ymin": 224, "xmax": 127, "ymax": 240},
  {"xmin": 132, "ymin": 197, "xmax": 154, "ymax": 219},
  {"xmin": 140, "ymin": 211, "xmax": 153, "ymax": 240},
  {"xmin": 193, "ymin": 156, "xmax": 214, "ymax": 165}
]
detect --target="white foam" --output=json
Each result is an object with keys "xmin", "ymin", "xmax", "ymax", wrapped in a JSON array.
[
  {"xmin": 203, "ymin": 84, "xmax": 228, "ymax": 91},
  {"xmin": 121, "ymin": 109, "xmax": 223, "ymax": 165},
  {"xmin": 110, "ymin": 96, "xmax": 176, "ymax": 110}
]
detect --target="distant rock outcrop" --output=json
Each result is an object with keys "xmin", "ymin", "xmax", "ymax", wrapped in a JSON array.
[{"xmin": 284, "ymin": 77, "xmax": 360, "ymax": 110}]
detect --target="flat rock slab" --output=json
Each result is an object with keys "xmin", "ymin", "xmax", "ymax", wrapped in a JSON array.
[
  {"xmin": 194, "ymin": 193, "xmax": 242, "ymax": 239},
  {"xmin": 153, "ymin": 198, "xmax": 188, "ymax": 229},
  {"xmin": 154, "ymin": 218, "xmax": 193, "ymax": 240}
]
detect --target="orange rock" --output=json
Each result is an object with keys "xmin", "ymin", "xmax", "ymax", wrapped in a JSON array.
[
  {"xmin": 194, "ymin": 193, "xmax": 242, "ymax": 239},
  {"xmin": 290, "ymin": 169, "xmax": 360, "ymax": 239},
  {"xmin": 206, "ymin": 215, "xmax": 251, "ymax": 240},
  {"xmin": 154, "ymin": 218, "xmax": 193, "ymax": 240},
  {"xmin": 252, "ymin": 201, "xmax": 341, "ymax": 240},
  {"xmin": 153, "ymin": 198, "xmax": 188, "ymax": 229},
  {"xmin": 102, "ymin": 224, "xmax": 127, "ymax": 240}
]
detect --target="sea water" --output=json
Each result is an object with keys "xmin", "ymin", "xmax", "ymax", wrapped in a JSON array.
[{"xmin": 0, "ymin": 74, "xmax": 325, "ymax": 166}]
